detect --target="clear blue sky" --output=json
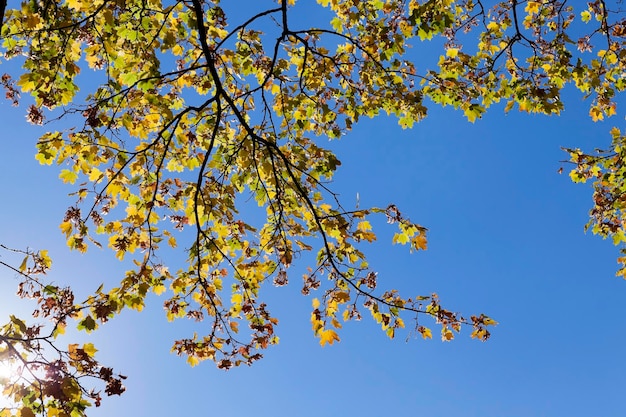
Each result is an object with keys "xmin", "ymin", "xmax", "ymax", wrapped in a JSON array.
[{"xmin": 1, "ymin": 2, "xmax": 626, "ymax": 416}]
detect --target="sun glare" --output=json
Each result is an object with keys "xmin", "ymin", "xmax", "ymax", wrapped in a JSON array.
[
  {"xmin": 0, "ymin": 361, "xmax": 18, "ymax": 379},
  {"xmin": 0, "ymin": 358, "xmax": 22, "ymax": 409}
]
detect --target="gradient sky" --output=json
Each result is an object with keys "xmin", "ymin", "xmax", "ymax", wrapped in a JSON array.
[{"xmin": 2, "ymin": 2, "xmax": 626, "ymax": 417}]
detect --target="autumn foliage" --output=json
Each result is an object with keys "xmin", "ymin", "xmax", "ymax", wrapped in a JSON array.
[{"xmin": 0, "ymin": 0, "xmax": 624, "ymax": 415}]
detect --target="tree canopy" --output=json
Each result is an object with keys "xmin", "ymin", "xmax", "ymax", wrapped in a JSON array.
[{"xmin": 0, "ymin": 0, "xmax": 624, "ymax": 415}]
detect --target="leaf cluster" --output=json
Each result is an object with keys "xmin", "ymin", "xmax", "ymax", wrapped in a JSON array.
[
  {"xmin": 0, "ymin": 0, "xmax": 623, "ymax": 414},
  {"xmin": 0, "ymin": 245, "xmax": 125, "ymax": 417}
]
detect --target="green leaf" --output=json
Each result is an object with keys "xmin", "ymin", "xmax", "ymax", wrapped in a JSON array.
[{"xmin": 77, "ymin": 316, "xmax": 97, "ymax": 332}]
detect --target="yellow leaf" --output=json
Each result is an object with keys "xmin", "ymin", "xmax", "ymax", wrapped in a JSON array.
[
  {"xmin": 581, "ymin": 10, "xmax": 591, "ymax": 23},
  {"xmin": 590, "ymin": 107, "xmax": 604, "ymax": 122},
  {"xmin": 53, "ymin": 321, "xmax": 67, "ymax": 338},
  {"xmin": 47, "ymin": 408, "xmax": 62, "ymax": 417},
  {"xmin": 357, "ymin": 221, "xmax": 372, "ymax": 231},
  {"xmin": 319, "ymin": 204, "xmax": 332, "ymax": 213},
  {"xmin": 392, "ymin": 232, "xmax": 409, "ymax": 245},
  {"xmin": 327, "ymin": 299, "xmax": 339, "ymax": 315},
  {"xmin": 483, "ymin": 316, "xmax": 498, "ymax": 326},
  {"xmin": 17, "ymin": 74, "xmax": 36, "ymax": 92},
  {"xmin": 569, "ymin": 169, "xmax": 585, "ymax": 183},
  {"xmin": 604, "ymin": 51, "xmax": 618, "ymax": 65},
  {"xmin": 446, "ymin": 48, "xmax": 459, "ymax": 58},
  {"xmin": 366, "ymin": 302, "xmax": 379, "ymax": 318},
  {"xmin": 18, "ymin": 255, "xmax": 28, "ymax": 272},
  {"xmin": 59, "ymin": 169, "xmax": 79, "ymax": 184},
  {"xmin": 153, "ymin": 285, "xmax": 166, "ymax": 295},
  {"xmin": 83, "ymin": 343, "xmax": 98, "ymax": 357},
  {"xmin": 60, "ymin": 221, "xmax": 73, "ymax": 237},
  {"xmin": 35, "ymin": 150, "xmax": 56, "ymax": 165},
  {"xmin": 525, "ymin": 1, "xmax": 540, "ymax": 15},
  {"xmin": 610, "ymin": 127, "xmax": 621, "ymax": 139},
  {"xmin": 214, "ymin": 222, "xmax": 229, "ymax": 239},
  {"xmin": 187, "ymin": 355, "xmax": 200, "ymax": 367},
  {"xmin": 419, "ymin": 327, "xmax": 432, "ymax": 339},
  {"xmin": 231, "ymin": 293, "xmax": 243, "ymax": 305},
  {"xmin": 487, "ymin": 21, "xmax": 499, "ymax": 31},
  {"xmin": 88, "ymin": 168, "xmax": 103, "ymax": 182},
  {"xmin": 125, "ymin": 204, "xmax": 139, "ymax": 217},
  {"xmin": 342, "ymin": 309, "xmax": 350, "ymax": 321},
  {"xmin": 312, "ymin": 298, "xmax": 320, "ymax": 309},
  {"xmin": 39, "ymin": 250, "xmax": 52, "ymax": 268},
  {"xmin": 208, "ymin": 26, "xmax": 228, "ymax": 39},
  {"xmin": 66, "ymin": 0, "xmax": 85, "ymax": 11},
  {"xmin": 471, "ymin": 329, "xmax": 487, "ymax": 340},
  {"xmin": 319, "ymin": 329, "xmax": 340, "ymax": 346},
  {"xmin": 171, "ymin": 44, "xmax": 184, "ymax": 56}
]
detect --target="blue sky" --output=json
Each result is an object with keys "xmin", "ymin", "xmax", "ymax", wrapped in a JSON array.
[{"xmin": 2, "ymin": 2, "xmax": 626, "ymax": 417}]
